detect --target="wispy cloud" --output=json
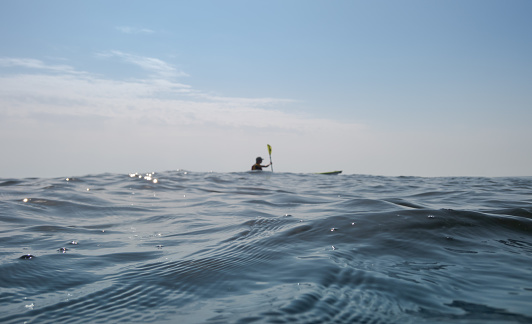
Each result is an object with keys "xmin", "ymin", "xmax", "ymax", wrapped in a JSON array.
[
  {"xmin": 0, "ymin": 73, "xmax": 323, "ymax": 132},
  {"xmin": 116, "ymin": 26, "xmax": 155, "ymax": 34},
  {"xmin": 0, "ymin": 55, "xmax": 336, "ymax": 133},
  {"xmin": 96, "ymin": 50, "xmax": 188, "ymax": 79},
  {"xmin": 0, "ymin": 57, "xmax": 84, "ymax": 75}
]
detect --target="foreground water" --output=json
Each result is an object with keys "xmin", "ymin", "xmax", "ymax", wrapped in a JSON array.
[{"xmin": 1, "ymin": 171, "xmax": 531, "ymax": 323}]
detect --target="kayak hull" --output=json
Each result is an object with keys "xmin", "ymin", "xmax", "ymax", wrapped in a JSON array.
[{"xmin": 316, "ymin": 171, "xmax": 342, "ymax": 175}]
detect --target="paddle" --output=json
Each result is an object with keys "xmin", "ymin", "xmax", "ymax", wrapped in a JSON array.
[{"xmin": 267, "ymin": 144, "xmax": 273, "ymax": 172}]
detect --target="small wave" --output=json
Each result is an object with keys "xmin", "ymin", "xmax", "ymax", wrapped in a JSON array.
[{"xmin": 0, "ymin": 180, "xmax": 23, "ymax": 187}]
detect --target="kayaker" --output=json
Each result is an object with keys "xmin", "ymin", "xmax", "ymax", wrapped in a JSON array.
[{"xmin": 251, "ymin": 157, "xmax": 272, "ymax": 171}]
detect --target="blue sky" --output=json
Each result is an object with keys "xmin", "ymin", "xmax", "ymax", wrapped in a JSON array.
[{"xmin": 1, "ymin": 0, "xmax": 531, "ymax": 177}]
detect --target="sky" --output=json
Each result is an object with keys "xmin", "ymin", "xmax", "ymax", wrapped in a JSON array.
[{"xmin": 1, "ymin": 0, "xmax": 531, "ymax": 178}]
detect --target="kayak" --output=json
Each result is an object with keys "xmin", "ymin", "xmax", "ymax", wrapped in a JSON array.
[{"xmin": 316, "ymin": 171, "xmax": 342, "ymax": 175}]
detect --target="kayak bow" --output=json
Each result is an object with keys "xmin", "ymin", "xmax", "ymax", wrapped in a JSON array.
[{"xmin": 316, "ymin": 171, "xmax": 342, "ymax": 175}]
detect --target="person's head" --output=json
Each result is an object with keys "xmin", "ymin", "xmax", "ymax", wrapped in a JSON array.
[{"xmin": 256, "ymin": 157, "xmax": 263, "ymax": 164}]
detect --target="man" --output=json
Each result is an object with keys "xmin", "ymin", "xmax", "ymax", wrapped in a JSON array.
[{"xmin": 251, "ymin": 157, "xmax": 272, "ymax": 171}]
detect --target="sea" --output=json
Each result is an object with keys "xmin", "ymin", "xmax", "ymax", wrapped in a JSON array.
[{"xmin": 1, "ymin": 171, "xmax": 531, "ymax": 324}]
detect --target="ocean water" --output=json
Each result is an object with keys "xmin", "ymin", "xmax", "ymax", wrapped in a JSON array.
[{"xmin": 1, "ymin": 171, "xmax": 531, "ymax": 324}]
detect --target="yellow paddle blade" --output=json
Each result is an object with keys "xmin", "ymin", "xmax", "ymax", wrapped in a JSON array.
[{"xmin": 267, "ymin": 144, "xmax": 272, "ymax": 156}]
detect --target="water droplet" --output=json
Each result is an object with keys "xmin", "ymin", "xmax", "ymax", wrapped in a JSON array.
[
  {"xmin": 152, "ymin": 179, "xmax": 158, "ymax": 183},
  {"xmin": 23, "ymin": 198, "xmax": 29, "ymax": 203},
  {"xmin": 19, "ymin": 254, "xmax": 35, "ymax": 260}
]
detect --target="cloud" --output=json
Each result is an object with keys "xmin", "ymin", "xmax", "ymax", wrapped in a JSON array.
[
  {"xmin": 96, "ymin": 50, "xmax": 188, "ymax": 79},
  {"xmin": 0, "ymin": 57, "xmax": 84, "ymax": 75},
  {"xmin": 0, "ymin": 55, "xmax": 359, "ymax": 134},
  {"xmin": 0, "ymin": 73, "xmax": 345, "ymax": 134},
  {"xmin": 116, "ymin": 26, "xmax": 155, "ymax": 34}
]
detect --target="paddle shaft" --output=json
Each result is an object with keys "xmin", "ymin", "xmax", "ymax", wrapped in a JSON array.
[{"xmin": 267, "ymin": 144, "xmax": 273, "ymax": 172}]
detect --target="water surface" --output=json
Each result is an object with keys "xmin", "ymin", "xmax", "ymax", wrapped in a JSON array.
[{"xmin": 1, "ymin": 171, "xmax": 531, "ymax": 323}]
